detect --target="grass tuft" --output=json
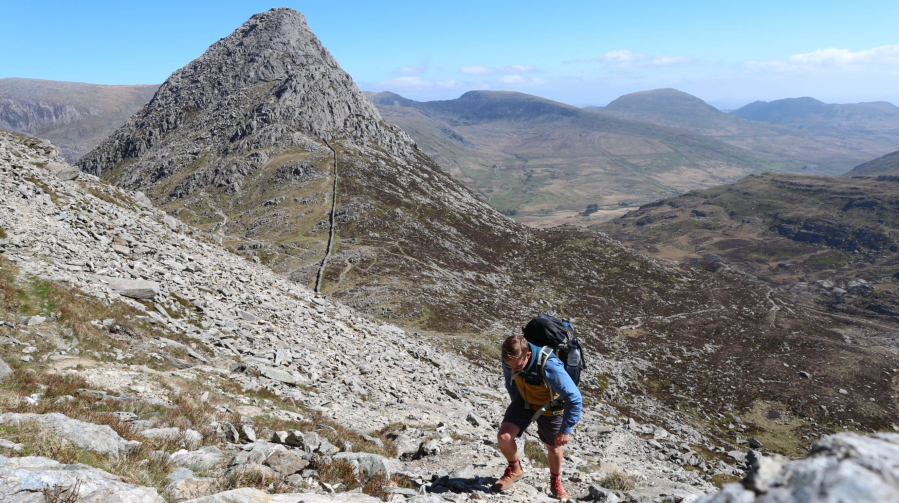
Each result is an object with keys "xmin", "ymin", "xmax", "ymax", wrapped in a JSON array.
[{"xmin": 596, "ymin": 470, "xmax": 638, "ymax": 492}]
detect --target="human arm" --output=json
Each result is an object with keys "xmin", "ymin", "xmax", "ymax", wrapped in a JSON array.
[
  {"xmin": 502, "ymin": 362, "xmax": 520, "ymax": 402},
  {"xmin": 543, "ymin": 357, "xmax": 582, "ymax": 435}
]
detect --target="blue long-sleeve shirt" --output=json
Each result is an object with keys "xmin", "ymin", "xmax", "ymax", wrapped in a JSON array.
[{"xmin": 502, "ymin": 342, "xmax": 582, "ymax": 434}]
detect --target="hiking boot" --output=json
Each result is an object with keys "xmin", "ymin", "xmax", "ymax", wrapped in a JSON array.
[
  {"xmin": 550, "ymin": 476, "xmax": 569, "ymax": 500},
  {"xmin": 491, "ymin": 463, "xmax": 524, "ymax": 492}
]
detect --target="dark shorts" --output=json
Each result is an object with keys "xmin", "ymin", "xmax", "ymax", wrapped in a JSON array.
[{"xmin": 502, "ymin": 395, "xmax": 564, "ymax": 446}]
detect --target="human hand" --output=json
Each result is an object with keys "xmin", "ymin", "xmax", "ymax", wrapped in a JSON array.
[{"xmin": 554, "ymin": 432, "xmax": 570, "ymax": 446}]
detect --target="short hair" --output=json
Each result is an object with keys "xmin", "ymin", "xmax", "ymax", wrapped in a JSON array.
[{"xmin": 502, "ymin": 335, "xmax": 530, "ymax": 362}]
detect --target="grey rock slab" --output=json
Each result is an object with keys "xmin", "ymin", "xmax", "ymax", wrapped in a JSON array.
[
  {"xmin": 333, "ymin": 452, "xmax": 396, "ymax": 478},
  {"xmin": 0, "ymin": 413, "xmax": 140, "ymax": 457},
  {"xmin": 180, "ymin": 488, "xmax": 271, "ymax": 503},
  {"xmin": 56, "ymin": 168, "xmax": 81, "ymax": 181},
  {"xmin": 165, "ymin": 476, "xmax": 216, "ymax": 502},
  {"xmin": 238, "ymin": 424, "xmax": 256, "ymax": 443},
  {"xmin": 93, "ymin": 275, "xmax": 160, "ymax": 300},
  {"xmin": 697, "ymin": 432, "xmax": 899, "ymax": 503},
  {"xmin": 466, "ymin": 411, "xmax": 486, "ymax": 428},
  {"xmin": 0, "ymin": 455, "xmax": 164, "ymax": 503},
  {"xmin": 171, "ymin": 446, "xmax": 227, "ymax": 472},
  {"xmin": 263, "ymin": 449, "xmax": 310, "ymax": 476},
  {"xmin": 139, "ymin": 427, "xmax": 181, "ymax": 440},
  {"xmin": 0, "ymin": 357, "xmax": 12, "ymax": 380},
  {"xmin": 285, "ymin": 430, "xmax": 321, "ymax": 453},
  {"xmin": 258, "ymin": 365, "xmax": 299, "ymax": 385}
]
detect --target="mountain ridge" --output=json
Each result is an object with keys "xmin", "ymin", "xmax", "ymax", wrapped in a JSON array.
[
  {"xmin": 370, "ymin": 89, "xmax": 790, "ymax": 224},
  {"xmin": 596, "ymin": 88, "xmax": 899, "ymax": 175},
  {"xmin": 0, "ymin": 77, "xmax": 158, "ymax": 162},
  {"xmin": 731, "ymin": 97, "xmax": 899, "ymax": 135}
]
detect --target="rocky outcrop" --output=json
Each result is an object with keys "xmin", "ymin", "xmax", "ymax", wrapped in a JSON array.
[
  {"xmin": 77, "ymin": 8, "xmax": 414, "ymax": 198},
  {"xmin": 0, "ymin": 455, "xmax": 164, "ymax": 502},
  {"xmin": 697, "ymin": 433, "xmax": 899, "ymax": 503},
  {"xmin": 0, "ymin": 413, "xmax": 141, "ymax": 457}
]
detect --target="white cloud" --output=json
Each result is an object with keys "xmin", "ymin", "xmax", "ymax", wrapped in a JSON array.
[
  {"xmin": 507, "ymin": 64, "xmax": 537, "ymax": 73},
  {"xmin": 596, "ymin": 49, "xmax": 692, "ymax": 67},
  {"xmin": 747, "ymin": 45, "xmax": 899, "ymax": 71},
  {"xmin": 460, "ymin": 65, "xmax": 496, "ymax": 75},
  {"xmin": 498, "ymin": 75, "xmax": 546, "ymax": 85},
  {"xmin": 459, "ymin": 64, "xmax": 538, "ymax": 75},
  {"xmin": 599, "ymin": 49, "xmax": 640, "ymax": 63}
]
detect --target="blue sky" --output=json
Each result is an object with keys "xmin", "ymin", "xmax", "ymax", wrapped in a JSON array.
[{"xmin": 2, "ymin": 1, "xmax": 898, "ymax": 108}]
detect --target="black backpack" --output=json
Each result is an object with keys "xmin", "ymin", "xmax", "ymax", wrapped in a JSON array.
[{"xmin": 522, "ymin": 314, "xmax": 585, "ymax": 385}]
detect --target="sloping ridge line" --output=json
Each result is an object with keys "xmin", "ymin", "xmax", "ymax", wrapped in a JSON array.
[{"xmin": 315, "ymin": 139, "xmax": 338, "ymax": 293}]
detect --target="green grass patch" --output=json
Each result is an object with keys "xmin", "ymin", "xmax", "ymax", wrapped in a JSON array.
[
  {"xmin": 802, "ymin": 251, "xmax": 849, "ymax": 269},
  {"xmin": 524, "ymin": 439, "xmax": 548, "ymax": 468},
  {"xmin": 0, "ymin": 226, "xmax": 6, "ymax": 239},
  {"xmin": 741, "ymin": 401, "xmax": 809, "ymax": 457}
]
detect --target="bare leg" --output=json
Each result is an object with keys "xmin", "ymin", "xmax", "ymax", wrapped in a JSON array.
[
  {"xmin": 497, "ymin": 422, "xmax": 522, "ymax": 463},
  {"xmin": 545, "ymin": 442, "xmax": 564, "ymax": 475}
]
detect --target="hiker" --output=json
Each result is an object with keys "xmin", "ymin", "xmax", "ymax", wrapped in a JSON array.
[{"xmin": 494, "ymin": 334, "xmax": 582, "ymax": 500}]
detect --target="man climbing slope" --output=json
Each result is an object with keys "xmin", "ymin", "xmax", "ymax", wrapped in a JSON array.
[{"xmin": 494, "ymin": 334, "xmax": 583, "ymax": 500}]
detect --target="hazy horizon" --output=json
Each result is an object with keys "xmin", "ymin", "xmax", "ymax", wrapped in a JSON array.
[{"xmin": 2, "ymin": 1, "xmax": 898, "ymax": 110}]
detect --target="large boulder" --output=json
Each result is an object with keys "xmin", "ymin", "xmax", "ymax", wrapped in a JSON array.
[
  {"xmin": 180, "ymin": 488, "xmax": 270, "ymax": 503},
  {"xmin": 171, "ymin": 446, "xmax": 227, "ymax": 472},
  {"xmin": 696, "ymin": 432, "xmax": 899, "ymax": 503},
  {"xmin": 258, "ymin": 365, "xmax": 299, "ymax": 385},
  {"xmin": 332, "ymin": 452, "xmax": 397, "ymax": 478},
  {"xmin": 0, "ymin": 455, "xmax": 163, "ymax": 503},
  {"xmin": 0, "ymin": 413, "xmax": 140, "ymax": 457},
  {"xmin": 92, "ymin": 275, "xmax": 160, "ymax": 300}
]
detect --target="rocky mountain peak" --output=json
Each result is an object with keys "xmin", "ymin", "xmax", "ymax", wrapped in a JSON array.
[{"xmin": 77, "ymin": 8, "xmax": 413, "ymax": 196}]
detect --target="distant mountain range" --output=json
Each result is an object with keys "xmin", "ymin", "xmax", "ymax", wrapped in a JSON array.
[
  {"xmin": 0, "ymin": 78, "xmax": 157, "ymax": 162},
  {"xmin": 371, "ymin": 89, "xmax": 899, "ymax": 225},
  {"xmin": 3, "ymin": 75, "xmax": 898, "ymax": 226},
  {"xmin": 731, "ymin": 97, "xmax": 899, "ymax": 136},
  {"xmin": 597, "ymin": 89, "xmax": 899, "ymax": 174},
  {"xmin": 369, "ymin": 89, "xmax": 792, "ymax": 225}
]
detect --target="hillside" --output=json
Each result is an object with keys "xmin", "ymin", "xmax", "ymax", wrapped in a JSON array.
[
  {"xmin": 847, "ymin": 149, "xmax": 899, "ymax": 176},
  {"xmin": 369, "ymin": 90, "xmax": 785, "ymax": 225},
  {"xmin": 5, "ymin": 125, "xmax": 898, "ymax": 502},
  {"xmin": 3, "ymin": 130, "xmax": 728, "ymax": 501},
  {"xmin": 597, "ymin": 172, "xmax": 899, "ymax": 320},
  {"xmin": 600, "ymin": 88, "xmax": 727, "ymax": 130},
  {"xmin": 0, "ymin": 78, "xmax": 158, "ymax": 162},
  {"xmin": 75, "ymin": 7, "xmax": 899, "ymax": 464},
  {"xmin": 600, "ymin": 89, "xmax": 898, "ymax": 175}
]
